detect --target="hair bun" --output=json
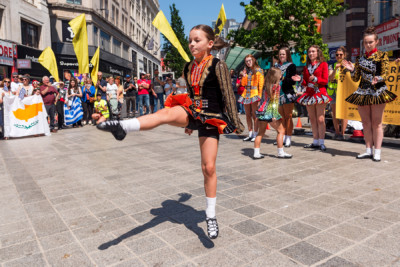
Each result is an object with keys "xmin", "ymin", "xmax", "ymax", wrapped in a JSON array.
[
  {"xmin": 364, "ymin": 26, "xmax": 376, "ymax": 35},
  {"xmin": 212, "ymin": 36, "xmax": 230, "ymax": 51}
]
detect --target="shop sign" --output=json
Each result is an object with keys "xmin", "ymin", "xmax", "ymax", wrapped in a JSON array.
[
  {"xmin": 376, "ymin": 19, "xmax": 400, "ymax": 52},
  {"xmin": 351, "ymin": 48, "xmax": 360, "ymax": 62},
  {"xmin": 0, "ymin": 40, "xmax": 14, "ymax": 66},
  {"xmin": 62, "ymin": 20, "xmax": 74, "ymax": 43},
  {"xmin": 17, "ymin": 59, "xmax": 31, "ymax": 69}
]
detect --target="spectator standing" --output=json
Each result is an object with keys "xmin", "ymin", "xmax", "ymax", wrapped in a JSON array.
[
  {"xmin": 107, "ymin": 77, "xmax": 119, "ymax": 117},
  {"xmin": 55, "ymin": 81, "xmax": 66, "ymax": 130},
  {"xmin": 236, "ymin": 72, "xmax": 245, "ymax": 114},
  {"xmin": 152, "ymin": 69, "xmax": 165, "ymax": 112},
  {"xmin": 18, "ymin": 75, "xmax": 33, "ymax": 99},
  {"xmin": 96, "ymin": 72, "xmax": 108, "ymax": 100},
  {"xmin": 10, "ymin": 72, "xmax": 20, "ymax": 94},
  {"xmin": 176, "ymin": 73, "xmax": 187, "ymax": 94},
  {"xmin": 68, "ymin": 78, "xmax": 83, "ymax": 127},
  {"xmin": 40, "ymin": 76, "xmax": 58, "ymax": 133},
  {"xmin": 115, "ymin": 76, "xmax": 124, "ymax": 117},
  {"xmin": 0, "ymin": 80, "xmax": 5, "ymax": 138},
  {"xmin": 137, "ymin": 72, "xmax": 151, "ymax": 116},
  {"xmin": 164, "ymin": 77, "xmax": 176, "ymax": 97},
  {"xmin": 81, "ymin": 77, "xmax": 95, "ymax": 125},
  {"xmin": 124, "ymin": 75, "xmax": 136, "ymax": 118},
  {"xmin": 63, "ymin": 70, "xmax": 72, "ymax": 89},
  {"xmin": 147, "ymin": 73, "xmax": 156, "ymax": 113}
]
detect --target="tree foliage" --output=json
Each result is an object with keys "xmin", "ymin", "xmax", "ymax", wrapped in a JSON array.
[
  {"xmin": 162, "ymin": 4, "xmax": 193, "ymax": 77},
  {"xmin": 229, "ymin": 0, "xmax": 346, "ymax": 58}
]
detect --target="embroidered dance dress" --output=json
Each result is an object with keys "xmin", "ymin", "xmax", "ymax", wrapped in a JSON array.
[
  {"xmin": 164, "ymin": 55, "xmax": 244, "ymax": 136},
  {"xmin": 274, "ymin": 62, "xmax": 297, "ymax": 105},
  {"xmin": 297, "ymin": 62, "xmax": 332, "ymax": 105},
  {"xmin": 345, "ymin": 50, "xmax": 397, "ymax": 106},
  {"xmin": 256, "ymin": 84, "xmax": 282, "ymax": 122},
  {"xmin": 238, "ymin": 68, "xmax": 264, "ymax": 104}
]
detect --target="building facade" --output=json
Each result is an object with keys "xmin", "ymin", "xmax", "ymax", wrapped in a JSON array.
[
  {"xmin": 47, "ymin": 0, "xmax": 161, "ymax": 80},
  {"xmin": 0, "ymin": 0, "xmax": 52, "ymax": 80},
  {"xmin": 211, "ymin": 18, "xmax": 240, "ymax": 59}
]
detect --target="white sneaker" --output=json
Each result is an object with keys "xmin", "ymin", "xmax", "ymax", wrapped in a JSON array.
[
  {"xmin": 277, "ymin": 152, "xmax": 292, "ymax": 159},
  {"xmin": 251, "ymin": 137, "xmax": 256, "ymax": 142}
]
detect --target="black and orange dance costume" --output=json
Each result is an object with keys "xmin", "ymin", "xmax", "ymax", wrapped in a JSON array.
[{"xmin": 164, "ymin": 55, "xmax": 244, "ymax": 137}]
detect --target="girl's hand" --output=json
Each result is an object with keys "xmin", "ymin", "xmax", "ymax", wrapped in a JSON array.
[
  {"xmin": 292, "ymin": 75, "xmax": 301, "ymax": 82},
  {"xmin": 309, "ymin": 75, "xmax": 316, "ymax": 82},
  {"xmin": 342, "ymin": 60, "xmax": 354, "ymax": 72},
  {"xmin": 184, "ymin": 128, "xmax": 193, "ymax": 135},
  {"xmin": 371, "ymin": 77, "xmax": 379, "ymax": 85},
  {"xmin": 243, "ymin": 68, "xmax": 247, "ymax": 75},
  {"xmin": 396, "ymin": 58, "xmax": 400, "ymax": 64}
]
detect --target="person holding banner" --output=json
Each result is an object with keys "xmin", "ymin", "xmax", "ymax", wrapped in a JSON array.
[
  {"xmin": 275, "ymin": 47, "xmax": 297, "ymax": 147},
  {"xmin": 238, "ymin": 54, "xmax": 264, "ymax": 142},
  {"xmin": 328, "ymin": 46, "xmax": 348, "ymax": 140},
  {"xmin": 342, "ymin": 27, "xmax": 397, "ymax": 162},
  {"xmin": 40, "ymin": 76, "xmax": 59, "ymax": 133},
  {"xmin": 67, "ymin": 78, "xmax": 83, "ymax": 127},
  {"xmin": 294, "ymin": 45, "xmax": 332, "ymax": 151},
  {"xmin": 96, "ymin": 24, "xmax": 244, "ymax": 240}
]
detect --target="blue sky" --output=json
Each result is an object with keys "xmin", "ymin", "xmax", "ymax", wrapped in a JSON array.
[{"xmin": 159, "ymin": 0, "xmax": 247, "ymax": 40}]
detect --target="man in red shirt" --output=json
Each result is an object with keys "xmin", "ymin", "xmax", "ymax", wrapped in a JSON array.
[
  {"xmin": 40, "ymin": 76, "xmax": 59, "ymax": 132},
  {"xmin": 137, "ymin": 72, "xmax": 151, "ymax": 116}
]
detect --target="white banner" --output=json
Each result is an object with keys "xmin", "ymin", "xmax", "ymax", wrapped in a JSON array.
[{"xmin": 3, "ymin": 95, "xmax": 50, "ymax": 138}]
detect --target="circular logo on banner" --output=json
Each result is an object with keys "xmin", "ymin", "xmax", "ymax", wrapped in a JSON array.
[{"xmin": 329, "ymin": 49, "xmax": 337, "ymax": 61}]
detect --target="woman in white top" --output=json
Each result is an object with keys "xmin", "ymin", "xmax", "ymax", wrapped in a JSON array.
[
  {"xmin": 164, "ymin": 77, "xmax": 176, "ymax": 96},
  {"xmin": 107, "ymin": 77, "xmax": 119, "ymax": 116},
  {"xmin": 17, "ymin": 75, "xmax": 33, "ymax": 99}
]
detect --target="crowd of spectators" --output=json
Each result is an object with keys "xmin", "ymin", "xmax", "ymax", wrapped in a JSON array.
[{"xmin": 0, "ymin": 70, "xmax": 187, "ymax": 138}]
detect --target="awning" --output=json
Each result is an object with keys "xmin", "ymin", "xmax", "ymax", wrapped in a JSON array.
[{"xmin": 224, "ymin": 46, "xmax": 260, "ymax": 71}]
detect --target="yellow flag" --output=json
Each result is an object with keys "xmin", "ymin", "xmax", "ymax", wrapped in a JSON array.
[
  {"xmin": 90, "ymin": 47, "xmax": 100, "ymax": 89},
  {"xmin": 69, "ymin": 14, "xmax": 89, "ymax": 74},
  {"xmin": 214, "ymin": 4, "xmax": 227, "ymax": 36},
  {"xmin": 152, "ymin": 11, "xmax": 190, "ymax": 62},
  {"xmin": 38, "ymin": 47, "xmax": 59, "ymax": 82}
]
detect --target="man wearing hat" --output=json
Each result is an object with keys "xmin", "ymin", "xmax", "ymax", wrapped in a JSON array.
[
  {"xmin": 10, "ymin": 72, "xmax": 20, "ymax": 93},
  {"xmin": 137, "ymin": 72, "xmax": 150, "ymax": 116},
  {"xmin": 124, "ymin": 74, "xmax": 136, "ymax": 118}
]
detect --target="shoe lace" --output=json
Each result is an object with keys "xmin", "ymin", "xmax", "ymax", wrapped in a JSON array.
[{"xmin": 207, "ymin": 219, "xmax": 218, "ymax": 235}]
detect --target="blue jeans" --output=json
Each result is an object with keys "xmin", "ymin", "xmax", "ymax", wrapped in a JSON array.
[
  {"xmin": 235, "ymin": 93, "xmax": 244, "ymax": 114},
  {"xmin": 137, "ymin": 94, "xmax": 150, "ymax": 116},
  {"xmin": 153, "ymin": 93, "xmax": 164, "ymax": 113}
]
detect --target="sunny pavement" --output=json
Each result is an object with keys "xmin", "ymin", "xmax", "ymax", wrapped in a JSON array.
[{"xmin": 1, "ymin": 115, "xmax": 400, "ymax": 267}]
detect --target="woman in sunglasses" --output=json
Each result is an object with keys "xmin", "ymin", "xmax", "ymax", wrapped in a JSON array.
[
  {"xmin": 17, "ymin": 75, "xmax": 33, "ymax": 99},
  {"xmin": 328, "ymin": 46, "xmax": 348, "ymax": 140}
]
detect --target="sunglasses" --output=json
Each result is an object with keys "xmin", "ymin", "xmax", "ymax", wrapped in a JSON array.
[
  {"xmin": 336, "ymin": 54, "xmax": 344, "ymax": 56},
  {"xmin": 13, "ymin": 76, "xmax": 18, "ymax": 78},
  {"xmin": 4, "ymin": 81, "xmax": 10, "ymax": 83}
]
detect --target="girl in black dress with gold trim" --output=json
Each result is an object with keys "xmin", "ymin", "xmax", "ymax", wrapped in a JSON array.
[{"xmin": 342, "ymin": 27, "xmax": 397, "ymax": 161}]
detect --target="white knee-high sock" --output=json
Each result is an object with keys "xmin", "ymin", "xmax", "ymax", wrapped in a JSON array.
[
  {"xmin": 285, "ymin": 136, "xmax": 291, "ymax": 146},
  {"xmin": 206, "ymin": 197, "xmax": 216, "ymax": 218},
  {"xmin": 120, "ymin": 118, "xmax": 140, "ymax": 132},
  {"xmin": 283, "ymin": 135, "xmax": 287, "ymax": 143},
  {"xmin": 254, "ymin": 148, "xmax": 261, "ymax": 157}
]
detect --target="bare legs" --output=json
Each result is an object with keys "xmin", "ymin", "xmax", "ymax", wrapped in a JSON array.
[
  {"xmin": 199, "ymin": 137, "xmax": 219, "ymax": 198},
  {"xmin": 243, "ymin": 102, "xmax": 259, "ymax": 137},
  {"xmin": 306, "ymin": 104, "xmax": 326, "ymax": 140},
  {"xmin": 331, "ymin": 104, "xmax": 348, "ymax": 137},
  {"xmin": 358, "ymin": 104, "xmax": 386, "ymax": 150},
  {"xmin": 137, "ymin": 106, "xmax": 189, "ymax": 130},
  {"xmin": 254, "ymin": 120, "xmax": 291, "ymax": 158},
  {"xmin": 278, "ymin": 103, "xmax": 294, "ymax": 145}
]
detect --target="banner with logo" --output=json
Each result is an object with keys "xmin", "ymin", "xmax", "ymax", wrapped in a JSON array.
[
  {"xmin": 337, "ymin": 61, "xmax": 400, "ymax": 125},
  {"xmin": 3, "ymin": 95, "xmax": 50, "ymax": 137}
]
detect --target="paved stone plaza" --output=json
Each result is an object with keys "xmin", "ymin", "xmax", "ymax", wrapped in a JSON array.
[{"xmin": 1, "ymin": 119, "xmax": 400, "ymax": 267}]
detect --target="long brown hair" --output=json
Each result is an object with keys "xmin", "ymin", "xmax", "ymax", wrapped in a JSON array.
[
  {"xmin": 264, "ymin": 67, "xmax": 282, "ymax": 98},
  {"xmin": 244, "ymin": 54, "xmax": 260, "ymax": 73},
  {"xmin": 190, "ymin": 24, "xmax": 229, "ymax": 50},
  {"xmin": 307, "ymin": 45, "xmax": 325, "ymax": 65},
  {"xmin": 278, "ymin": 47, "xmax": 293, "ymax": 63},
  {"xmin": 69, "ymin": 78, "xmax": 79, "ymax": 94}
]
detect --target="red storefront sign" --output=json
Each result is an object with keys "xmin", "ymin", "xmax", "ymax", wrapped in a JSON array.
[
  {"xmin": 0, "ymin": 40, "xmax": 14, "ymax": 66},
  {"xmin": 375, "ymin": 19, "xmax": 400, "ymax": 52},
  {"xmin": 17, "ymin": 59, "xmax": 32, "ymax": 69}
]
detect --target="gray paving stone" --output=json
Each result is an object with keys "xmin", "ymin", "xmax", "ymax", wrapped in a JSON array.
[
  {"xmin": 95, "ymin": 208, "xmax": 126, "ymax": 222},
  {"xmin": 328, "ymin": 223, "xmax": 374, "ymax": 241},
  {"xmin": 316, "ymin": 256, "xmax": 358, "ymax": 267},
  {"xmin": 0, "ymin": 240, "xmax": 41, "ymax": 263},
  {"xmin": 254, "ymin": 229, "xmax": 299, "ymax": 250},
  {"xmin": 0, "ymin": 229, "xmax": 36, "ymax": 248},
  {"xmin": 234, "ymin": 204, "xmax": 267, "ymax": 218},
  {"xmin": 2, "ymin": 253, "xmax": 47, "ymax": 267},
  {"xmin": 340, "ymin": 245, "xmax": 396, "ymax": 267},
  {"xmin": 30, "ymin": 214, "xmax": 68, "ymax": 238},
  {"xmin": 226, "ymin": 238, "xmax": 271, "ymax": 260},
  {"xmin": 232, "ymin": 219, "xmax": 269, "ymax": 236},
  {"xmin": 90, "ymin": 245, "xmax": 134, "ymax": 267},
  {"xmin": 194, "ymin": 248, "xmax": 245, "ymax": 267},
  {"xmin": 279, "ymin": 221, "xmax": 320, "ymax": 239},
  {"xmin": 125, "ymin": 234, "xmax": 167, "ymax": 255},
  {"xmin": 305, "ymin": 232, "xmax": 354, "ymax": 254},
  {"xmin": 39, "ymin": 231, "xmax": 75, "ymax": 251},
  {"xmin": 280, "ymin": 241, "xmax": 331, "ymax": 266},
  {"xmin": 363, "ymin": 233, "xmax": 400, "ymax": 256},
  {"xmin": 245, "ymin": 252, "xmax": 301, "ymax": 267},
  {"xmin": 45, "ymin": 243, "xmax": 94, "ymax": 266},
  {"xmin": 140, "ymin": 246, "xmax": 187, "ymax": 267},
  {"xmin": 112, "ymin": 258, "xmax": 145, "ymax": 267}
]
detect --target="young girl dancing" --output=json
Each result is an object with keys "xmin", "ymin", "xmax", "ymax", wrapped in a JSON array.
[
  {"xmin": 342, "ymin": 27, "xmax": 397, "ymax": 161},
  {"xmin": 238, "ymin": 55, "xmax": 264, "ymax": 142},
  {"xmin": 294, "ymin": 45, "xmax": 332, "ymax": 151},
  {"xmin": 275, "ymin": 47, "xmax": 297, "ymax": 147},
  {"xmin": 253, "ymin": 67, "xmax": 292, "ymax": 159},
  {"xmin": 97, "ymin": 24, "xmax": 244, "ymax": 239}
]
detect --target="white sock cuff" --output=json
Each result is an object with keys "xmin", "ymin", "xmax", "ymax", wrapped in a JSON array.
[
  {"xmin": 366, "ymin": 147, "xmax": 372, "ymax": 154},
  {"xmin": 374, "ymin": 148, "xmax": 381, "ymax": 156},
  {"xmin": 313, "ymin": 139, "xmax": 319, "ymax": 145},
  {"xmin": 319, "ymin": 139, "xmax": 325, "ymax": 145},
  {"xmin": 254, "ymin": 148, "xmax": 260, "ymax": 156},
  {"xmin": 120, "ymin": 118, "xmax": 140, "ymax": 132},
  {"xmin": 206, "ymin": 197, "xmax": 216, "ymax": 218}
]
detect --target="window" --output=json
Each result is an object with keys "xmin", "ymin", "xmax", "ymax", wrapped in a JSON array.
[
  {"xmin": 115, "ymin": 9, "xmax": 119, "ymax": 27},
  {"xmin": 113, "ymin": 38, "xmax": 121, "ymax": 56},
  {"xmin": 111, "ymin": 6, "xmax": 115, "ymax": 22},
  {"xmin": 379, "ymin": 2, "xmax": 393, "ymax": 23},
  {"xmin": 93, "ymin": 26, "xmax": 98, "ymax": 45},
  {"xmin": 123, "ymin": 44, "xmax": 129, "ymax": 59},
  {"xmin": 100, "ymin": 30, "xmax": 111, "ymax": 52},
  {"xmin": 132, "ymin": 50, "xmax": 137, "ymax": 77},
  {"xmin": 66, "ymin": 0, "xmax": 81, "ymax": 4},
  {"xmin": 143, "ymin": 57, "xmax": 147, "ymax": 73},
  {"xmin": 21, "ymin": 20, "xmax": 39, "ymax": 48}
]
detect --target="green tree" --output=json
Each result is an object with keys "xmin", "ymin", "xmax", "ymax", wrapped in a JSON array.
[
  {"xmin": 230, "ymin": 0, "xmax": 346, "ymax": 58},
  {"xmin": 162, "ymin": 4, "xmax": 192, "ymax": 77}
]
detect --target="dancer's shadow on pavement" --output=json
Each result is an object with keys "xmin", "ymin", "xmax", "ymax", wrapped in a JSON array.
[{"xmin": 98, "ymin": 193, "xmax": 214, "ymax": 250}]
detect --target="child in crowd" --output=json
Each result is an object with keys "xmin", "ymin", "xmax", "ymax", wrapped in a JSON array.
[{"xmin": 92, "ymin": 93, "xmax": 109, "ymax": 124}]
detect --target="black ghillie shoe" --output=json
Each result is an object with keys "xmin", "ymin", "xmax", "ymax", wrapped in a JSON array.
[
  {"xmin": 252, "ymin": 154, "xmax": 265, "ymax": 160},
  {"xmin": 97, "ymin": 121, "xmax": 127, "ymax": 141},
  {"xmin": 356, "ymin": 153, "xmax": 373, "ymax": 159},
  {"xmin": 206, "ymin": 217, "xmax": 219, "ymax": 239},
  {"xmin": 304, "ymin": 143, "xmax": 320, "ymax": 149}
]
